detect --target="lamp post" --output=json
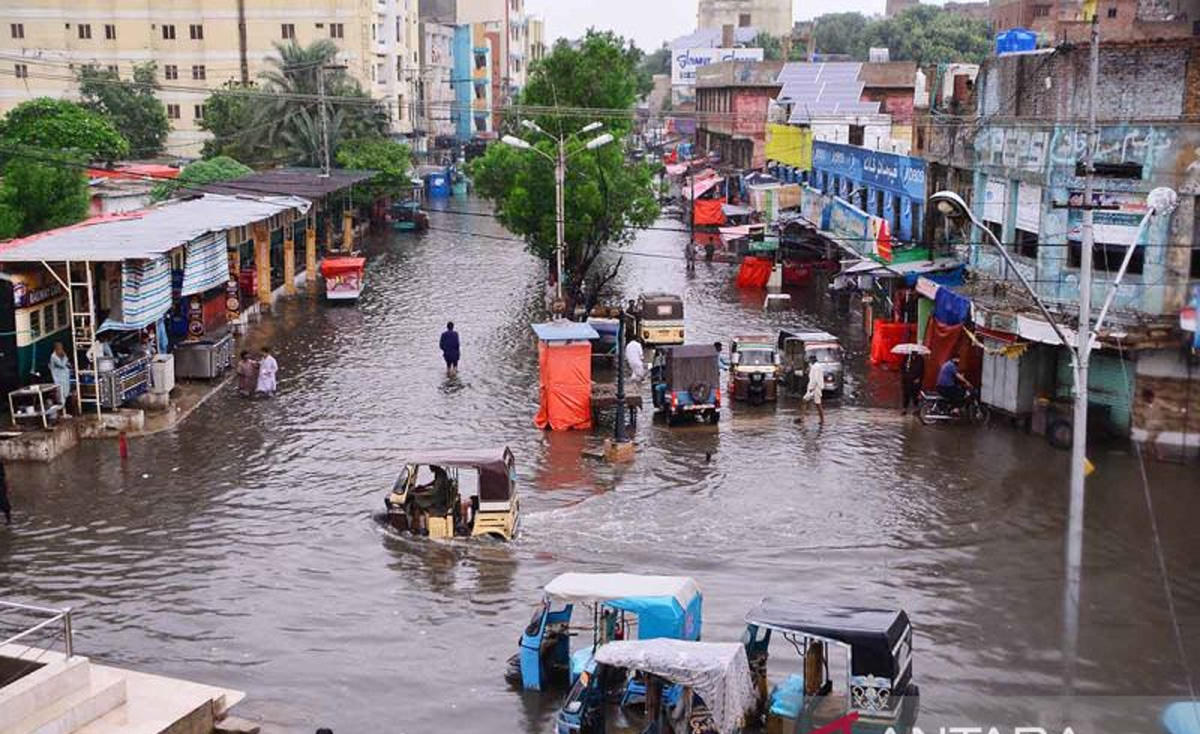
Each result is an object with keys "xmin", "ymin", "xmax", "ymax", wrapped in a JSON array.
[
  {"xmin": 501, "ymin": 121, "xmax": 614, "ymax": 308},
  {"xmin": 930, "ymin": 185, "xmax": 1177, "ymax": 693}
]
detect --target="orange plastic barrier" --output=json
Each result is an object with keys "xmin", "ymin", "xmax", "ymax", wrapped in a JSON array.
[
  {"xmin": 736, "ymin": 256, "xmax": 773, "ymax": 288},
  {"xmin": 534, "ymin": 342, "xmax": 593, "ymax": 431},
  {"xmin": 869, "ymin": 320, "xmax": 916, "ymax": 367},
  {"xmin": 692, "ymin": 198, "xmax": 727, "ymax": 226}
]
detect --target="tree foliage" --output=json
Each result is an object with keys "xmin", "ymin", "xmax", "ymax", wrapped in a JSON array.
[
  {"xmin": 813, "ymin": 8, "xmax": 991, "ymax": 64},
  {"xmin": 335, "ymin": 138, "xmax": 412, "ymax": 207},
  {"xmin": 636, "ymin": 43, "xmax": 672, "ymax": 94},
  {"xmin": 239, "ymin": 41, "xmax": 388, "ymax": 167},
  {"xmin": 151, "ymin": 156, "xmax": 252, "ymax": 202},
  {"xmin": 77, "ymin": 63, "xmax": 170, "ymax": 157},
  {"xmin": 0, "ymin": 98, "xmax": 129, "ymax": 163},
  {"xmin": 199, "ymin": 82, "xmax": 261, "ymax": 163},
  {"xmin": 0, "ymin": 154, "xmax": 90, "ymax": 238},
  {"xmin": 472, "ymin": 30, "xmax": 659, "ymax": 311}
]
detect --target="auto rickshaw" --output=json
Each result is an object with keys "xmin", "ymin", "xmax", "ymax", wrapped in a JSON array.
[
  {"xmin": 390, "ymin": 199, "xmax": 429, "ymax": 231},
  {"xmin": 651, "ymin": 344, "xmax": 721, "ymax": 425},
  {"xmin": 742, "ymin": 599, "xmax": 918, "ymax": 733},
  {"xmin": 505, "ymin": 572, "xmax": 703, "ymax": 691},
  {"xmin": 729, "ymin": 335, "xmax": 781, "ymax": 405},
  {"xmin": 778, "ymin": 329, "xmax": 844, "ymax": 396},
  {"xmin": 628, "ymin": 292, "xmax": 685, "ymax": 347},
  {"xmin": 384, "ymin": 447, "xmax": 519, "ymax": 541},
  {"xmin": 555, "ymin": 639, "xmax": 757, "ymax": 734}
]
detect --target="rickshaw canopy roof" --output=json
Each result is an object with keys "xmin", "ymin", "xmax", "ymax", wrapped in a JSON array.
[
  {"xmin": 319, "ymin": 257, "xmax": 366, "ymax": 277},
  {"xmin": 593, "ymin": 640, "xmax": 757, "ymax": 734},
  {"xmin": 403, "ymin": 447, "xmax": 514, "ymax": 501},
  {"xmin": 544, "ymin": 573, "xmax": 699, "ymax": 608},
  {"xmin": 745, "ymin": 598, "xmax": 910, "ymax": 678}
]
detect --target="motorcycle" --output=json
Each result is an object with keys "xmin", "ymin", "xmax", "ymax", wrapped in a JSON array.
[{"xmin": 917, "ymin": 388, "xmax": 989, "ymax": 426}]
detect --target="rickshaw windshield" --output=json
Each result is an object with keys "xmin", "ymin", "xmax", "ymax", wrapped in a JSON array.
[
  {"xmin": 738, "ymin": 349, "xmax": 774, "ymax": 367},
  {"xmin": 807, "ymin": 346, "xmax": 841, "ymax": 363}
]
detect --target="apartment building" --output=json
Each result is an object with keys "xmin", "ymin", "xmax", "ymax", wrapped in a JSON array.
[
  {"xmin": 697, "ymin": 0, "xmax": 794, "ymax": 37},
  {"xmin": 1, "ymin": 0, "xmax": 420, "ymax": 155}
]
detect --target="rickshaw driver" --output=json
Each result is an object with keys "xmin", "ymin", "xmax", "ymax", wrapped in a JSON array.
[{"xmin": 936, "ymin": 356, "xmax": 972, "ymax": 408}]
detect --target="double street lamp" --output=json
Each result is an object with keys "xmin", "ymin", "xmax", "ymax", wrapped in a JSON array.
[
  {"xmin": 501, "ymin": 120, "xmax": 615, "ymax": 306},
  {"xmin": 930, "ymin": 186, "xmax": 1178, "ymax": 693}
]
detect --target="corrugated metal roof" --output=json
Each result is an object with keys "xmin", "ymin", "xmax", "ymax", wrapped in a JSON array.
[
  {"xmin": 532, "ymin": 321, "xmax": 600, "ymax": 342},
  {"xmin": 197, "ymin": 167, "xmax": 376, "ymax": 199},
  {"xmin": 0, "ymin": 195, "xmax": 311, "ymax": 263}
]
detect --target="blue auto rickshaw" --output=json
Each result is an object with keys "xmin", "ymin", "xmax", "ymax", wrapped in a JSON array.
[{"xmin": 504, "ymin": 572, "xmax": 703, "ymax": 692}]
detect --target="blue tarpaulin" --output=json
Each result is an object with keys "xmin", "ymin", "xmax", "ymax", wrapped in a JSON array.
[
  {"xmin": 180, "ymin": 232, "xmax": 230, "ymax": 296},
  {"xmin": 934, "ymin": 287, "xmax": 971, "ymax": 326},
  {"xmin": 100, "ymin": 256, "xmax": 173, "ymax": 332},
  {"xmin": 904, "ymin": 265, "xmax": 964, "ymax": 288}
]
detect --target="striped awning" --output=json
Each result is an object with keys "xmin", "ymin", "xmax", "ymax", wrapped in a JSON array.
[
  {"xmin": 99, "ymin": 256, "xmax": 173, "ymax": 332},
  {"xmin": 180, "ymin": 232, "xmax": 229, "ymax": 296}
]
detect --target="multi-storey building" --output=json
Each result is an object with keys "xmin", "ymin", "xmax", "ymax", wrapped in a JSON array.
[
  {"xmin": 528, "ymin": 16, "xmax": 546, "ymax": 66},
  {"xmin": 989, "ymin": 0, "xmax": 1197, "ymax": 42},
  {"xmin": 697, "ymin": 0, "xmax": 794, "ymax": 37},
  {"xmin": 694, "ymin": 59, "xmax": 783, "ymax": 169},
  {"xmin": 418, "ymin": 20, "xmax": 456, "ymax": 151},
  {"xmin": 0, "ymin": 0, "xmax": 420, "ymax": 156}
]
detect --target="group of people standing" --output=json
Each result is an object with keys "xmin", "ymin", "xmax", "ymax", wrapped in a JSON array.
[{"xmin": 236, "ymin": 347, "xmax": 279, "ymax": 398}]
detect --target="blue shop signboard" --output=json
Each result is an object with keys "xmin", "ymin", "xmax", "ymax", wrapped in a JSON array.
[{"xmin": 812, "ymin": 141, "xmax": 926, "ymax": 200}]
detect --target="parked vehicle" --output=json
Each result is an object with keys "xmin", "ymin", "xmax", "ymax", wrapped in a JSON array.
[
  {"xmin": 555, "ymin": 639, "xmax": 757, "ymax": 734},
  {"xmin": 390, "ymin": 199, "xmax": 429, "ymax": 232},
  {"xmin": 778, "ymin": 329, "xmax": 844, "ymax": 395},
  {"xmin": 629, "ymin": 292, "xmax": 685, "ymax": 347},
  {"xmin": 383, "ymin": 447, "xmax": 519, "ymax": 541},
  {"xmin": 505, "ymin": 572, "xmax": 703, "ymax": 691},
  {"xmin": 729, "ymin": 335, "xmax": 780, "ymax": 405},
  {"xmin": 651, "ymin": 344, "xmax": 721, "ymax": 425},
  {"xmin": 743, "ymin": 599, "xmax": 918, "ymax": 732},
  {"xmin": 318, "ymin": 257, "xmax": 366, "ymax": 302},
  {"xmin": 918, "ymin": 388, "xmax": 989, "ymax": 426}
]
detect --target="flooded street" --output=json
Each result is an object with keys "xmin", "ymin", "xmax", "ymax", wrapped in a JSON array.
[{"xmin": 2, "ymin": 200, "xmax": 1198, "ymax": 732}]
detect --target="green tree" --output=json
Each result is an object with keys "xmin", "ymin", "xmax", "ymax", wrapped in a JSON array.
[
  {"xmin": 0, "ymin": 154, "xmax": 90, "ymax": 238},
  {"xmin": 151, "ymin": 156, "xmax": 252, "ymax": 202},
  {"xmin": 198, "ymin": 81, "xmax": 260, "ymax": 162},
  {"xmin": 77, "ymin": 63, "xmax": 170, "ymax": 157},
  {"xmin": 754, "ymin": 32, "xmax": 785, "ymax": 61},
  {"xmin": 472, "ymin": 30, "xmax": 659, "ymax": 312},
  {"xmin": 812, "ymin": 12, "xmax": 870, "ymax": 57},
  {"xmin": 862, "ymin": 6, "xmax": 991, "ymax": 65},
  {"xmin": 335, "ymin": 138, "xmax": 411, "ymax": 206},
  {"xmin": 245, "ymin": 41, "xmax": 388, "ymax": 166},
  {"xmin": 0, "ymin": 98, "xmax": 129, "ymax": 163}
]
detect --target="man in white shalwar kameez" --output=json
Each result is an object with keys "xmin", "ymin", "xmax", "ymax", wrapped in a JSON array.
[{"xmin": 256, "ymin": 346, "xmax": 278, "ymax": 397}]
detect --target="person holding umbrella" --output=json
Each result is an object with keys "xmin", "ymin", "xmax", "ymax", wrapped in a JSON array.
[{"xmin": 892, "ymin": 343, "xmax": 930, "ymax": 416}]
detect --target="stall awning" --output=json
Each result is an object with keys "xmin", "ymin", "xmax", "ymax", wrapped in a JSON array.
[
  {"xmin": 532, "ymin": 321, "xmax": 600, "ymax": 343},
  {"xmin": 180, "ymin": 233, "xmax": 230, "ymax": 296},
  {"xmin": 843, "ymin": 257, "xmax": 962, "ymax": 277},
  {"xmin": 687, "ymin": 176, "xmax": 723, "ymax": 201},
  {"xmin": 99, "ymin": 257, "xmax": 173, "ymax": 332},
  {"xmin": 0, "ymin": 195, "xmax": 310, "ymax": 263}
]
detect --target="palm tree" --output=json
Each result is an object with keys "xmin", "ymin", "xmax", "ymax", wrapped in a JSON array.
[{"xmin": 243, "ymin": 40, "xmax": 387, "ymax": 166}]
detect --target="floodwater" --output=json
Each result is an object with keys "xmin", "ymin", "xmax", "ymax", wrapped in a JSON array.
[{"xmin": 2, "ymin": 199, "xmax": 1198, "ymax": 733}]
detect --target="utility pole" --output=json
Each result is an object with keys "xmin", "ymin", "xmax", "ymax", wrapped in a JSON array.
[
  {"xmin": 615, "ymin": 314, "xmax": 627, "ymax": 444},
  {"xmin": 1064, "ymin": 12, "xmax": 1100, "ymax": 699},
  {"xmin": 555, "ymin": 139, "xmax": 566, "ymax": 304},
  {"xmin": 318, "ymin": 65, "xmax": 331, "ymax": 179}
]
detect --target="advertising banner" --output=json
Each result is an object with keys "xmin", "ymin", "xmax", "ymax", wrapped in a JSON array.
[{"xmin": 671, "ymin": 47, "xmax": 764, "ymax": 86}]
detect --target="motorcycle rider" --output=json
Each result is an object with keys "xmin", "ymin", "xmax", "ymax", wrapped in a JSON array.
[{"xmin": 936, "ymin": 356, "xmax": 973, "ymax": 412}]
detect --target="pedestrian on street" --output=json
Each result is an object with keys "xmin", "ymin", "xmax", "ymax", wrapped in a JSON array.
[
  {"xmin": 625, "ymin": 336, "xmax": 646, "ymax": 383},
  {"xmin": 255, "ymin": 347, "xmax": 278, "ymax": 397},
  {"xmin": 49, "ymin": 341, "xmax": 72, "ymax": 408},
  {"xmin": 0, "ymin": 462, "xmax": 11, "ymax": 525},
  {"xmin": 798, "ymin": 355, "xmax": 826, "ymax": 425},
  {"xmin": 901, "ymin": 351, "xmax": 926, "ymax": 415},
  {"xmin": 440, "ymin": 321, "xmax": 460, "ymax": 376},
  {"xmin": 713, "ymin": 341, "xmax": 730, "ymax": 372},
  {"xmin": 236, "ymin": 350, "xmax": 260, "ymax": 398}
]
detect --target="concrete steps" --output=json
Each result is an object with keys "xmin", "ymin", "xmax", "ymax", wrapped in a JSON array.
[{"xmin": 0, "ymin": 659, "xmax": 126, "ymax": 734}]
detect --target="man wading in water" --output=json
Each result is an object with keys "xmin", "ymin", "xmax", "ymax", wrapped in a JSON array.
[{"xmin": 440, "ymin": 321, "xmax": 460, "ymax": 377}]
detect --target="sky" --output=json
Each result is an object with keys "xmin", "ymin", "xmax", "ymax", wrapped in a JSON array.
[{"xmin": 525, "ymin": 0, "xmax": 888, "ymax": 51}]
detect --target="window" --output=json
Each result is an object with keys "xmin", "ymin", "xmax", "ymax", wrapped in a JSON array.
[
  {"xmin": 1032, "ymin": 4, "xmax": 1051, "ymax": 16},
  {"xmin": 848, "ymin": 125, "xmax": 865, "ymax": 146},
  {"xmin": 56, "ymin": 301, "xmax": 67, "ymax": 329},
  {"xmin": 1013, "ymin": 229, "xmax": 1039, "ymax": 258},
  {"xmin": 105, "ymin": 24, "xmax": 116, "ymax": 39},
  {"xmin": 194, "ymin": 104, "xmax": 205, "ymax": 120},
  {"xmin": 14, "ymin": 63, "xmax": 28, "ymax": 79},
  {"xmin": 738, "ymin": 12, "xmax": 752, "ymax": 26},
  {"xmin": 43, "ymin": 304, "xmax": 55, "ymax": 332},
  {"xmin": 164, "ymin": 64, "xmax": 178, "ymax": 80},
  {"xmin": 78, "ymin": 23, "xmax": 92, "ymax": 39},
  {"xmin": 189, "ymin": 23, "xmax": 203, "ymax": 39},
  {"xmin": 162, "ymin": 24, "xmax": 176, "ymax": 40},
  {"xmin": 29, "ymin": 309, "xmax": 41, "ymax": 340},
  {"xmin": 985, "ymin": 220, "xmax": 1003, "ymax": 244},
  {"xmin": 1107, "ymin": 6, "xmax": 1118, "ymax": 17},
  {"xmin": 191, "ymin": 64, "xmax": 206, "ymax": 80},
  {"xmin": 474, "ymin": 51, "xmax": 486, "ymax": 70},
  {"xmin": 330, "ymin": 23, "xmax": 344, "ymax": 38},
  {"xmin": 167, "ymin": 104, "xmax": 181, "ymax": 119},
  {"xmin": 281, "ymin": 23, "xmax": 295, "ymax": 40},
  {"xmin": 11, "ymin": 23, "xmax": 24, "ymax": 39},
  {"xmin": 1069, "ymin": 242, "xmax": 1144, "ymax": 274}
]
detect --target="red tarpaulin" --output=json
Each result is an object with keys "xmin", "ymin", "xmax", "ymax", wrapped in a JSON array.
[
  {"xmin": 534, "ymin": 342, "xmax": 593, "ymax": 431},
  {"xmin": 736, "ymin": 256, "xmax": 773, "ymax": 288},
  {"xmin": 692, "ymin": 198, "xmax": 727, "ymax": 226},
  {"xmin": 869, "ymin": 320, "xmax": 916, "ymax": 367},
  {"xmin": 320, "ymin": 257, "xmax": 366, "ymax": 277},
  {"xmin": 921, "ymin": 318, "xmax": 983, "ymax": 389}
]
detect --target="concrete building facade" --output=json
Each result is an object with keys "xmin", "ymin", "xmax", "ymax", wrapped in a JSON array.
[
  {"xmin": 418, "ymin": 20, "xmax": 457, "ymax": 148},
  {"xmin": 0, "ymin": 0, "xmax": 421, "ymax": 155},
  {"xmin": 695, "ymin": 59, "xmax": 784, "ymax": 169},
  {"xmin": 989, "ymin": 0, "xmax": 1198, "ymax": 42},
  {"xmin": 697, "ymin": 0, "xmax": 794, "ymax": 37}
]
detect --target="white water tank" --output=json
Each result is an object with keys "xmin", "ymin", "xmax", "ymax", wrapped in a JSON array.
[{"xmin": 914, "ymin": 68, "xmax": 929, "ymax": 109}]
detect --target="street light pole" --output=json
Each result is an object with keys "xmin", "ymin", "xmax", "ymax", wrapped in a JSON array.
[
  {"xmin": 318, "ymin": 66, "xmax": 331, "ymax": 178},
  {"xmin": 555, "ymin": 138, "xmax": 566, "ymax": 304}
]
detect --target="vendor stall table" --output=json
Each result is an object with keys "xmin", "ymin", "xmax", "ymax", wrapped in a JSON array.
[{"xmin": 9, "ymin": 384, "xmax": 63, "ymax": 429}]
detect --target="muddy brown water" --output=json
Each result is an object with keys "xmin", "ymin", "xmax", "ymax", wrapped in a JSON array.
[{"xmin": 2, "ymin": 199, "xmax": 1197, "ymax": 732}]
